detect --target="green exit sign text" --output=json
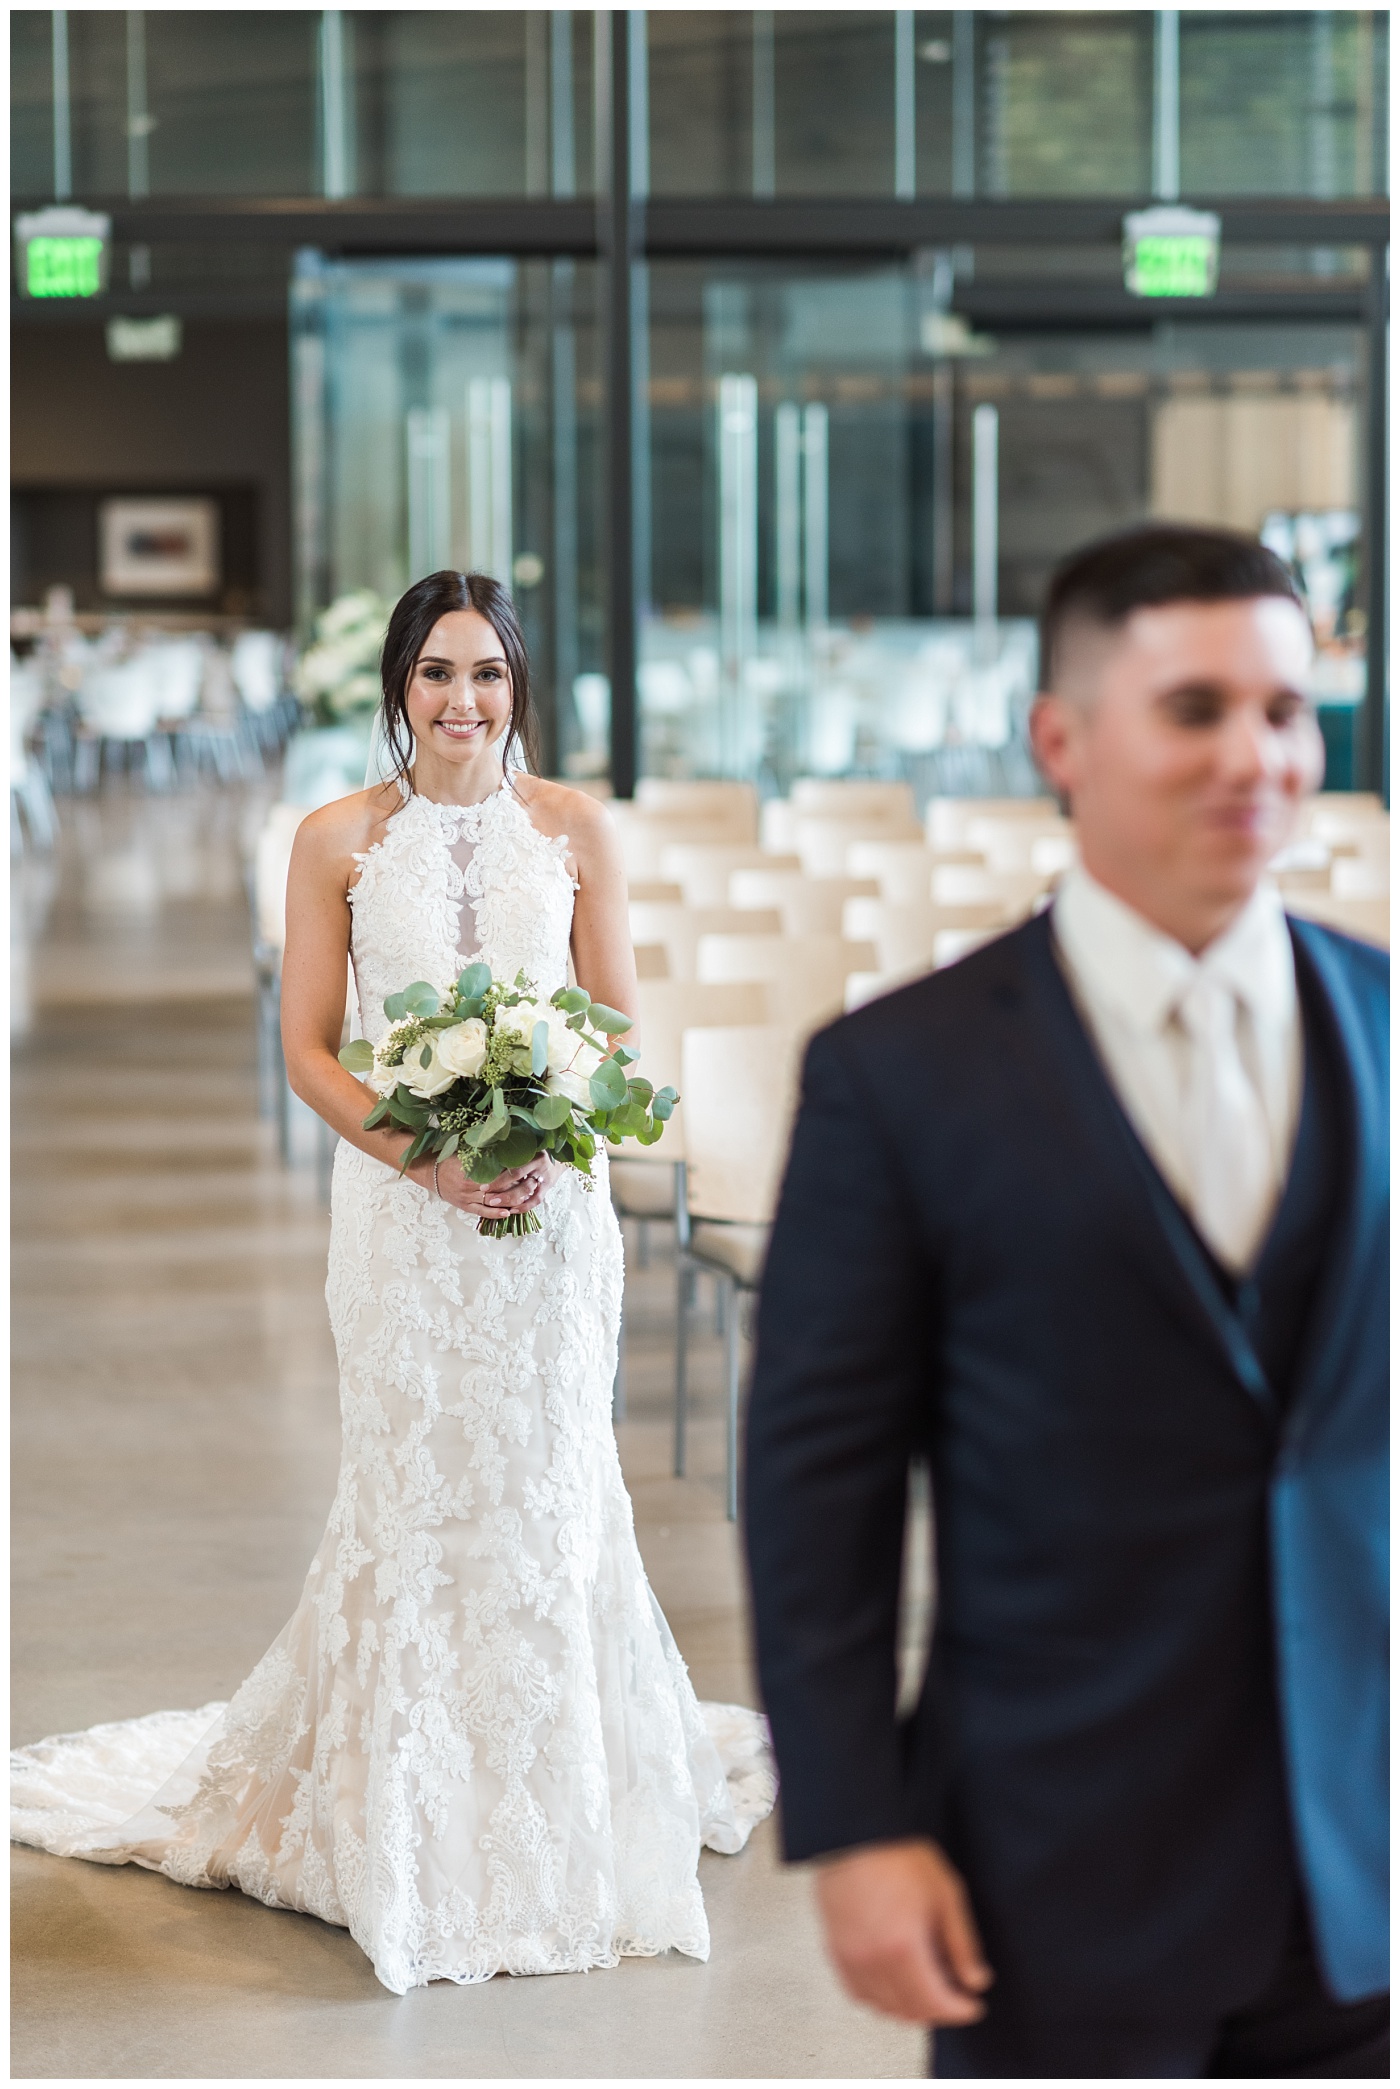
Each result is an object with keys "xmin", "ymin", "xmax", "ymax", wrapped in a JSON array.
[
  {"xmin": 14, "ymin": 206, "xmax": 111, "ymax": 299},
  {"xmin": 1123, "ymin": 207, "xmax": 1221, "ymax": 300},
  {"xmin": 27, "ymin": 235, "xmax": 105, "ymax": 298}
]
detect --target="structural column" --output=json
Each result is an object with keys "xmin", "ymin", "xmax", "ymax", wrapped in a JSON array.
[
  {"xmin": 599, "ymin": 10, "xmax": 641, "ymax": 799},
  {"xmin": 1360, "ymin": 243, "xmax": 1388, "ymax": 795}
]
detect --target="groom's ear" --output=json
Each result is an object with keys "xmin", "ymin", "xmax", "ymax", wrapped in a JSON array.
[{"xmin": 1027, "ymin": 693, "xmax": 1075, "ymax": 817}]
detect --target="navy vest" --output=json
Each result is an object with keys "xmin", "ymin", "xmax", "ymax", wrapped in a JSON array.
[{"xmin": 1197, "ymin": 966, "xmax": 1342, "ymax": 1417}]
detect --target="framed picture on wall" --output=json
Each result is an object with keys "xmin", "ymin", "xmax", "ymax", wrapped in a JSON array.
[{"xmin": 99, "ymin": 497, "xmax": 221, "ymax": 597}]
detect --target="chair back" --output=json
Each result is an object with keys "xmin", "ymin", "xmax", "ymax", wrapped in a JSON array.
[
  {"xmin": 681, "ymin": 1024, "xmax": 807, "ymax": 1224},
  {"xmin": 729, "ymin": 869, "xmax": 878, "ymax": 936},
  {"xmin": 931, "ymin": 863, "xmax": 1048, "ymax": 915},
  {"xmin": 790, "ymin": 778, "xmax": 919, "ymax": 824},
  {"xmin": 634, "ymin": 977, "xmax": 770, "ymax": 1154},
  {"xmin": 76, "ymin": 661, "xmax": 163, "ymax": 740},
  {"xmin": 634, "ymin": 942, "xmax": 669, "ymax": 980},
  {"xmin": 926, "ymin": 795, "xmax": 1057, "ymax": 850},
  {"xmin": 230, "ymin": 630, "xmax": 284, "ymax": 714},
  {"xmin": 254, "ymin": 803, "xmax": 309, "ymax": 952},
  {"xmin": 635, "ymin": 778, "xmax": 759, "ymax": 829},
  {"xmin": 659, "ymin": 843, "xmax": 797, "ymax": 907},
  {"xmin": 793, "ymin": 813, "xmax": 923, "ymax": 876},
  {"xmin": 629, "ymin": 902, "xmax": 781, "ymax": 981},
  {"xmin": 695, "ymin": 933, "xmax": 878, "ymax": 1031},
  {"xmin": 965, "ymin": 815, "xmax": 1072, "ymax": 873},
  {"xmin": 843, "ymin": 896, "xmax": 1010, "ymax": 971}
]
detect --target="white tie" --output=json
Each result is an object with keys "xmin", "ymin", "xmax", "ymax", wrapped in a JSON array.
[{"xmin": 1174, "ymin": 971, "xmax": 1277, "ymax": 1272}]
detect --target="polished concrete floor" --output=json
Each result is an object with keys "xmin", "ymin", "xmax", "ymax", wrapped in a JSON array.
[{"xmin": 11, "ymin": 786, "xmax": 923, "ymax": 2079}]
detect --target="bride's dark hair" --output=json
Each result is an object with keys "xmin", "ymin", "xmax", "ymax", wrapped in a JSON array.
[{"xmin": 379, "ymin": 570, "xmax": 539, "ymax": 788}]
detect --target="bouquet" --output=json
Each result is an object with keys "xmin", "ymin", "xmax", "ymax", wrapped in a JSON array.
[{"xmin": 338, "ymin": 964, "xmax": 676, "ymax": 1237}]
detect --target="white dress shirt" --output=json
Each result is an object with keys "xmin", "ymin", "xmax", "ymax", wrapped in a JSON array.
[{"xmin": 1052, "ymin": 865, "xmax": 1302, "ymax": 1273}]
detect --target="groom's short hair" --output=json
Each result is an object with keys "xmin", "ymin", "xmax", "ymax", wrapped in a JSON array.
[{"xmin": 1040, "ymin": 524, "xmax": 1304, "ymax": 691}]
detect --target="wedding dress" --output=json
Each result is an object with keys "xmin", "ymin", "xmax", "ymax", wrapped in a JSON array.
[{"xmin": 12, "ymin": 780, "xmax": 776, "ymax": 1995}]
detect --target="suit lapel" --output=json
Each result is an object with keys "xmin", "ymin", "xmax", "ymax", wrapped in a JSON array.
[
  {"xmin": 1012, "ymin": 914, "xmax": 1275, "ymax": 1411},
  {"xmin": 1280, "ymin": 919, "xmax": 1388, "ymax": 1432}
]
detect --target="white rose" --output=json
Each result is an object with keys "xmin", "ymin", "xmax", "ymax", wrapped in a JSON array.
[
  {"xmin": 397, "ymin": 1037, "xmax": 457, "ymax": 1100},
  {"xmin": 367, "ymin": 1056, "xmax": 402, "ymax": 1097},
  {"xmin": 545, "ymin": 1067, "xmax": 593, "ymax": 1109},
  {"xmin": 541, "ymin": 1006, "xmax": 582, "ymax": 1074},
  {"xmin": 436, "ymin": 1017, "xmax": 489, "ymax": 1079},
  {"xmin": 493, "ymin": 999, "xmax": 548, "ymax": 1074}
]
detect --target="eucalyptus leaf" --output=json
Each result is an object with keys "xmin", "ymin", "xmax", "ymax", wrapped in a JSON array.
[
  {"xmin": 614, "ymin": 1045, "xmax": 640, "ymax": 1066},
  {"xmin": 384, "ymin": 990, "xmax": 409, "ymax": 1022},
  {"xmin": 457, "ymin": 962, "xmax": 491, "ymax": 1000},
  {"xmin": 651, "ymin": 1093, "xmax": 675, "ymax": 1121},
  {"xmin": 586, "ymin": 1002, "xmax": 634, "ymax": 1035},
  {"xmin": 553, "ymin": 986, "xmax": 590, "ymax": 1013},
  {"xmin": 338, "ymin": 1038, "xmax": 375, "ymax": 1074},
  {"xmin": 493, "ymin": 1124, "xmax": 539, "ymax": 1172},
  {"xmin": 625, "ymin": 1076, "xmax": 654, "ymax": 1106},
  {"xmin": 362, "ymin": 1100, "xmax": 390, "ymax": 1130},
  {"xmin": 637, "ymin": 1118, "xmax": 665, "ymax": 1146},
  {"xmin": 533, "ymin": 1092, "xmax": 572, "ymax": 1129},
  {"xmin": 654, "ymin": 1085, "xmax": 678, "ymax": 1104},
  {"xmin": 589, "ymin": 1059, "xmax": 628, "ymax": 1110},
  {"xmin": 403, "ymin": 980, "xmax": 441, "ymax": 1018},
  {"xmin": 531, "ymin": 1020, "xmax": 549, "ymax": 1079},
  {"xmin": 439, "ymin": 1132, "xmax": 460, "ymax": 1159},
  {"xmin": 418, "ymin": 1043, "xmax": 433, "ymax": 1069}
]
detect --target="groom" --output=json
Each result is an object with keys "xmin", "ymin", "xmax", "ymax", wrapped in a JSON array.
[{"xmin": 744, "ymin": 524, "xmax": 1388, "ymax": 2077}]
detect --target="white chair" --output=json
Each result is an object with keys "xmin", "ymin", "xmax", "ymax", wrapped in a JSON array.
[
  {"xmin": 790, "ymin": 778, "xmax": 919, "ymax": 824},
  {"xmin": 659, "ymin": 843, "xmax": 799, "ymax": 907},
  {"xmin": 844, "ymin": 962, "xmax": 933, "ymax": 1010},
  {"xmin": 696, "ymin": 932, "xmax": 878, "ymax": 1032},
  {"xmin": 935, "ymin": 926, "xmax": 1004, "ymax": 968},
  {"xmin": 635, "ymin": 778, "xmax": 759, "ymax": 829},
  {"xmin": 760, "ymin": 798, "xmax": 801, "ymax": 854},
  {"xmin": 1331, "ymin": 856, "xmax": 1388, "ymax": 901},
  {"xmin": 931, "ymin": 863, "xmax": 1049, "ymax": 916},
  {"xmin": 634, "ymin": 942, "xmax": 669, "ymax": 980},
  {"xmin": 230, "ymin": 630, "xmax": 284, "ymax": 715},
  {"xmin": 965, "ymin": 815, "xmax": 1073, "ymax": 874},
  {"xmin": 846, "ymin": 839, "xmax": 980, "ymax": 903},
  {"xmin": 1285, "ymin": 892, "xmax": 1388, "ymax": 947},
  {"xmin": 792, "ymin": 812, "xmax": 923, "ymax": 877},
  {"xmin": 73, "ymin": 659, "xmax": 173, "ymax": 791},
  {"xmin": 729, "ymin": 868, "xmax": 879, "ymax": 936},
  {"xmin": 677, "ymin": 1022, "xmax": 806, "ymax": 1516},
  {"xmin": 627, "ymin": 879, "xmax": 684, "ymax": 904},
  {"xmin": 252, "ymin": 803, "xmax": 310, "ymax": 1157},
  {"xmin": 608, "ymin": 801, "xmax": 758, "ymax": 878},
  {"xmin": 9, "ymin": 659, "xmax": 57, "ymax": 852},
  {"xmin": 628, "ymin": 902, "xmax": 780, "ymax": 982},
  {"xmin": 843, "ymin": 896, "xmax": 1010, "ymax": 973},
  {"xmin": 926, "ymin": 795, "xmax": 1058, "ymax": 850}
]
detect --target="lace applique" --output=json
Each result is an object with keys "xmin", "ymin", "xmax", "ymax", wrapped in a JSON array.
[{"xmin": 10, "ymin": 776, "xmax": 776, "ymax": 1995}]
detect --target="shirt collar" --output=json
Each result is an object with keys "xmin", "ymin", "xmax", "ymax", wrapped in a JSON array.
[{"xmin": 1053, "ymin": 864, "xmax": 1295, "ymax": 1035}]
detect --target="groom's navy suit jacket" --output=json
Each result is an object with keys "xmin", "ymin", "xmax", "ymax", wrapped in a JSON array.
[{"xmin": 745, "ymin": 910, "xmax": 1387, "ymax": 2025}]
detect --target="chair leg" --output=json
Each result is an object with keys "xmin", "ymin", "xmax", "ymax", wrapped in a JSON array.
[
  {"xmin": 674, "ymin": 1258, "xmax": 694, "ymax": 1476},
  {"xmin": 714, "ymin": 1273, "xmax": 726, "ymax": 1338},
  {"xmin": 637, "ymin": 1217, "xmax": 650, "ymax": 1269},
  {"xmin": 725, "ymin": 1276, "xmax": 741, "ymax": 1522}
]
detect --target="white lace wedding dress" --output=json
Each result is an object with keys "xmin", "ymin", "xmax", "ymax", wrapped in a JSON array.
[{"xmin": 12, "ymin": 780, "xmax": 775, "ymax": 1995}]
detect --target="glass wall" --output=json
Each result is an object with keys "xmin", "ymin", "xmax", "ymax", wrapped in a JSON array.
[
  {"xmin": 639, "ymin": 254, "xmax": 1367, "ymax": 791},
  {"xmin": 291, "ymin": 254, "xmax": 603, "ymax": 777},
  {"xmin": 11, "ymin": 11, "xmax": 1387, "ymax": 203}
]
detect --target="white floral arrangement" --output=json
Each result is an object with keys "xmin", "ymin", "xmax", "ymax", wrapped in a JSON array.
[
  {"xmin": 340, "ymin": 965, "xmax": 675, "ymax": 1236},
  {"xmin": 295, "ymin": 590, "xmax": 391, "ymax": 725}
]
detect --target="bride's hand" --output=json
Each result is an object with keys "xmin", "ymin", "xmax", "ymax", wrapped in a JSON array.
[{"xmin": 408, "ymin": 1151, "xmax": 561, "ymax": 1217}]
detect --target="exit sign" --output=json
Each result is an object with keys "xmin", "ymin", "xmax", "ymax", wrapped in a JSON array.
[
  {"xmin": 14, "ymin": 206, "xmax": 110, "ymax": 299},
  {"xmin": 1123, "ymin": 208, "xmax": 1221, "ymax": 299}
]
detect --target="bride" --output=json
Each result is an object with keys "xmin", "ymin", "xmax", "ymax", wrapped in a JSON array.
[{"xmin": 11, "ymin": 569, "xmax": 774, "ymax": 1995}]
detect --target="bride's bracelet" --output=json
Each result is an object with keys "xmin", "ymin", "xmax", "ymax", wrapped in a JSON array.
[{"xmin": 432, "ymin": 1157, "xmax": 444, "ymax": 1202}]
